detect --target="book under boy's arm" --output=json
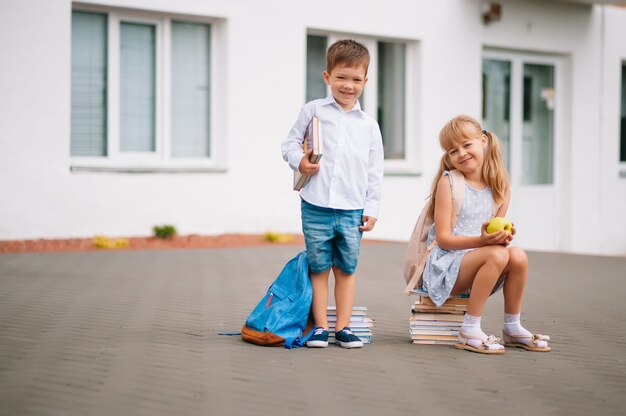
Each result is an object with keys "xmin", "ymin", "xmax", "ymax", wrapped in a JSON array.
[{"xmin": 281, "ymin": 104, "xmax": 315, "ymax": 172}]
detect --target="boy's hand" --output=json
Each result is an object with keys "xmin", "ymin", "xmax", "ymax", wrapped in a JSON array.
[
  {"xmin": 359, "ymin": 216, "xmax": 377, "ymax": 232},
  {"xmin": 298, "ymin": 149, "xmax": 320, "ymax": 176}
]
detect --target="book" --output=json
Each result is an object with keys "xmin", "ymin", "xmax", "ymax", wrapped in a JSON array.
[
  {"xmin": 328, "ymin": 320, "xmax": 373, "ymax": 329},
  {"xmin": 416, "ymin": 296, "xmax": 469, "ymax": 306},
  {"xmin": 409, "ymin": 322, "xmax": 461, "ymax": 330},
  {"xmin": 409, "ymin": 288, "xmax": 469, "ymax": 299},
  {"xmin": 412, "ymin": 339, "xmax": 457, "ymax": 345},
  {"xmin": 326, "ymin": 314, "xmax": 366, "ymax": 322},
  {"xmin": 293, "ymin": 116, "xmax": 323, "ymax": 191},
  {"xmin": 409, "ymin": 329, "xmax": 458, "ymax": 336},
  {"xmin": 409, "ymin": 334, "xmax": 458, "ymax": 341},
  {"xmin": 411, "ymin": 304, "xmax": 466, "ymax": 314},
  {"xmin": 409, "ymin": 290, "xmax": 467, "ymax": 346},
  {"xmin": 330, "ymin": 329, "xmax": 373, "ymax": 336},
  {"xmin": 409, "ymin": 313, "xmax": 464, "ymax": 322},
  {"xmin": 326, "ymin": 305, "xmax": 374, "ymax": 344},
  {"xmin": 327, "ymin": 309, "xmax": 367, "ymax": 316},
  {"xmin": 327, "ymin": 306, "xmax": 367, "ymax": 312}
]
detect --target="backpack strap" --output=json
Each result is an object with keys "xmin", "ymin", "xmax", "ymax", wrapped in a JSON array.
[
  {"xmin": 403, "ymin": 170, "xmax": 466, "ymax": 295},
  {"xmin": 447, "ymin": 170, "xmax": 466, "ymax": 225}
]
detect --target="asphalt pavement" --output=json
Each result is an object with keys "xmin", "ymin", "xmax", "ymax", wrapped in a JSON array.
[{"xmin": 1, "ymin": 243, "xmax": 625, "ymax": 416}]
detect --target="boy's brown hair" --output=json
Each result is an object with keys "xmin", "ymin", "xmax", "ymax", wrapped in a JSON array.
[{"xmin": 326, "ymin": 39, "xmax": 370, "ymax": 74}]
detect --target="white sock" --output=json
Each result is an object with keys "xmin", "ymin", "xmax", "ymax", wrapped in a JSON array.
[
  {"xmin": 460, "ymin": 314, "xmax": 503, "ymax": 350},
  {"xmin": 503, "ymin": 313, "xmax": 548, "ymax": 348}
]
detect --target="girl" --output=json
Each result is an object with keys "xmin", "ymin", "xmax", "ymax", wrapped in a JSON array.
[{"xmin": 422, "ymin": 115, "xmax": 550, "ymax": 354}]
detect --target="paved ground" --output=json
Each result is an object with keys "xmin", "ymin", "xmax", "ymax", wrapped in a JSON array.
[{"xmin": 0, "ymin": 243, "xmax": 625, "ymax": 416}]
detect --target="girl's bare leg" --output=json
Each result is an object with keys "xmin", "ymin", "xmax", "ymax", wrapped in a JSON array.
[
  {"xmin": 499, "ymin": 247, "xmax": 549, "ymax": 350},
  {"xmin": 502, "ymin": 247, "xmax": 528, "ymax": 314},
  {"xmin": 310, "ymin": 269, "xmax": 332, "ymax": 329},
  {"xmin": 452, "ymin": 245, "xmax": 509, "ymax": 316},
  {"xmin": 333, "ymin": 266, "xmax": 355, "ymax": 331},
  {"xmin": 451, "ymin": 246, "xmax": 509, "ymax": 352}
]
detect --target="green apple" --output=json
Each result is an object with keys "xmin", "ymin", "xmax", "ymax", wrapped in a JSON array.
[{"xmin": 486, "ymin": 217, "xmax": 512, "ymax": 234}]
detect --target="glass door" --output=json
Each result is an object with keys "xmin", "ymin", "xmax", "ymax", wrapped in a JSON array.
[{"xmin": 482, "ymin": 51, "xmax": 560, "ymax": 250}]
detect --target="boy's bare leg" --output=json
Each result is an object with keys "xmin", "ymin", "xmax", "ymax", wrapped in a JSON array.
[
  {"xmin": 332, "ymin": 266, "xmax": 355, "ymax": 331},
  {"xmin": 502, "ymin": 247, "xmax": 528, "ymax": 314},
  {"xmin": 452, "ymin": 246, "xmax": 509, "ymax": 316},
  {"xmin": 310, "ymin": 269, "xmax": 332, "ymax": 329}
]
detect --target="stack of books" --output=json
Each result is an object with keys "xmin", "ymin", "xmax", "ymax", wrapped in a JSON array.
[
  {"xmin": 409, "ymin": 289, "xmax": 468, "ymax": 345},
  {"xmin": 327, "ymin": 306, "xmax": 374, "ymax": 344}
]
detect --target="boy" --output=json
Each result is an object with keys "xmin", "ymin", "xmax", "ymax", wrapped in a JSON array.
[{"xmin": 281, "ymin": 39, "xmax": 384, "ymax": 348}]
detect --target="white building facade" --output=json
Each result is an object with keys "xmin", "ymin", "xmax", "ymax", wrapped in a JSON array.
[{"xmin": 1, "ymin": 0, "xmax": 625, "ymax": 256}]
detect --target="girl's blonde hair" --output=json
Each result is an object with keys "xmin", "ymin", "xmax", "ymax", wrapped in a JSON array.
[{"xmin": 427, "ymin": 115, "xmax": 509, "ymax": 218}]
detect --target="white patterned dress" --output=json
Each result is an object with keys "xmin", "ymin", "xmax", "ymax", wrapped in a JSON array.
[{"xmin": 421, "ymin": 172, "xmax": 504, "ymax": 307}]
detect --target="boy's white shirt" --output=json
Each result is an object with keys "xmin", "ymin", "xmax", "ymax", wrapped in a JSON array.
[{"xmin": 281, "ymin": 96, "xmax": 384, "ymax": 219}]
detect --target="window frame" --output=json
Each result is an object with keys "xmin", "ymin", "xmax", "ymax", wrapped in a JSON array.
[
  {"xmin": 617, "ymin": 58, "xmax": 626, "ymax": 178},
  {"xmin": 70, "ymin": 5, "xmax": 226, "ymax": 173},
  {"xmin": 306, "ymin": 31, "xmax": 421, "ymax": 176},
  {"xmin": 482, "ymin": 49, "xmax": 562, "ymax": 189}
]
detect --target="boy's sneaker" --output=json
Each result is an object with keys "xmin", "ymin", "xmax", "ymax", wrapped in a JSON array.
[
  {"xmin": 306, "ymin": 327, "xmax": 329, "ymax": 348},
  {"xmin": 335, "ymin": 327, "xmax": 364, "ymax": 348}
]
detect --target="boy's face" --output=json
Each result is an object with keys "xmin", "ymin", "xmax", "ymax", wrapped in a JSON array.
[{"xmin": 323, "ymin": 63, "xmax": 368, "ymax": 111}]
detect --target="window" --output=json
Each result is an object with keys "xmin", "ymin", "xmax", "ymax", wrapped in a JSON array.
[
  {"xmin": 71, "ymin": 9, "xmax": 221, "ymax": 171},
  {"xmin": 619, "ymin": 62, "xmax": 626, "ymax": 162},
  {"xmin": 482, "ymin": 59, "xmax": 511, "ymax": 170},
  {"xmin": 306, "ymin": 34, "xmax": 416, "ymax": 171},
  {"xmin": 119, "ymin": 22, "xmax": 156, "ymax": 152},
  {"xmin": 306, "ymin": 35, "xmax": 327, "ymax": 103},
  {"xmin": 377, "ymin": 41, "xmax": 406, "ymax": 160},
  {"xmin": 71, "ymin": 11, "xmax": 108, "ymax": 156},
  {"xmin": 482, "ymin": 55, "xmax": 555, "ymax": 185},
  {"xmin": 522, "ymin": 63, "xmax": 554, "ymax": 185}
]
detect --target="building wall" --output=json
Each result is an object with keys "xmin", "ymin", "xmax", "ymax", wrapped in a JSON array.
[
  {"xmin": 600, "ymin": 6, "xmax": 626, "ymax": 255},
  {"xmin": 0, "ymin": 0, "xmax": 625, "ymax": 255}
]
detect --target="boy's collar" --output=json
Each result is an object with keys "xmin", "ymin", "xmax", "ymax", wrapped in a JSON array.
[{"xmin": 322, "ymin": 96, "xmax": 366, "ymax": 118}]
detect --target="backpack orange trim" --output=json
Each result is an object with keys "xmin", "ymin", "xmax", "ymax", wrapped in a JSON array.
[{"xmin": 240, "ymin": 325, "xmax": 285, "ymax": 347}]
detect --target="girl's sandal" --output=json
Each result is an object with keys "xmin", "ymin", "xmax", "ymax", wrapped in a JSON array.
[
  {"xmin": 454, "ymin": 332, "xmax": 505, "ymax": 355},
  {"xmin": 502, "ymin": 330, "xmax": 551, "ymax": 352}
]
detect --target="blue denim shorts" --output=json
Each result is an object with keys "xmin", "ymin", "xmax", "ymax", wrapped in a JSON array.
[{"xmin": 301, "ymin": 199, "xmax": 363, "ymax": 275}]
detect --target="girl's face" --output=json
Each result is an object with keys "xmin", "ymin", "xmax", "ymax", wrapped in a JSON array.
[{"xmin": 446, "ymin": 134, "xmax": 487, "ymax": 174}]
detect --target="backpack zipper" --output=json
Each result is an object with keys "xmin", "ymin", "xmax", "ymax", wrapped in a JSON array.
[{"xmin": 265, "ymin": 292, "xmax": 273, "ymax": 308}]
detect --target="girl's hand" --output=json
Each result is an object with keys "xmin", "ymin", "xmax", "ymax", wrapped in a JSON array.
[
  {"xmin": 480, "ymin": 221, "xmax": 511, "ymax": 246},
  {"xmin": 298, "ymin": 149, "xmax": 320, "ymax": 176},
  {"xmin": 503, "ymin": 223, "xmax": 517, "ymax": 246}
]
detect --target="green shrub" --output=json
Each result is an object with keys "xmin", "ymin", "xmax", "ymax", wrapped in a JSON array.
[{"xmin": 153, "ymin": 225, "xmax": 177, "ymax": 239}]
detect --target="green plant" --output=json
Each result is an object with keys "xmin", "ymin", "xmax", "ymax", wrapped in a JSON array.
[{"xmin": 153, "ymin": 225, "xmax": 177, "ymax": 239}]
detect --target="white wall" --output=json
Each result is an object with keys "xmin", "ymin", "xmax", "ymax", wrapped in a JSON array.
[
  {"xmin": 600, "ymin": 6, "xmax": 626, "ymax": 255},
  {"xmin": 481, "ymin": 0, "xmax": 604, "ymax": 254},
  {"xmin": 477, "ymin": 1, "xmax": 626, "ymax": 255},
  {"xmin": 0, "ymin": 0, "xmax": 625, "ymax": 256}
]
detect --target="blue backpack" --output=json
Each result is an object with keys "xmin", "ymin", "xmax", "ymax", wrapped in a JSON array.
[{"xmin": 241, "ymin": 251, "xmax": 314, "ymax": 349}]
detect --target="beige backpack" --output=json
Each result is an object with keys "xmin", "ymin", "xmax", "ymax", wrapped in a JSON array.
[{"xmin": 403, "ymin": 170, "xmax": 500, "ymax": 294}]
